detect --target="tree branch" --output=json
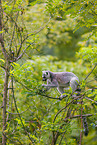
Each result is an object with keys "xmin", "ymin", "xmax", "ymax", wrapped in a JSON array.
[
  {"xmin": 16, "ymin": 43, "xmax": 33, "ymax": 61},
  {"xmin": 11, "ymin": 74, "xmax": 33, "ymax": 143},
  {"xmin": 2, "ymin": 132, "xmax": 23, "ymax": 145},
  {"xmin": 6, "ymin": 108, "xmax": 29, "ymax": 115},
  {"xmin": 85, "ymin": 97, "xmax": 97, "ymax": 104},
  {"xmin": 17, "ymin": 17, "xmax": 51, "ymax": 57},
  {"xmin": 84, "ymin": 63, "xmax": 97, "ymax": 80},
  {"xmin": 6, "ymin": 13, "xmax": 23, "ymax": 52},
  {"xmin": 0, "ymin": 65, "xmax": 5, "ymax": 69},
  {"xmin": 64, "ymin": 113, "xmax": 97, "ymax": 121},
  {"xmin": 53, "ymin": 95, "xmax": 84, "ymax": 123},
  {"xmin": 79, "ymin": 99, "xmax": 83, "ymax": 145},
  {"xmin": 86, "ymin": 78, "xmax": 97, "ymax": 84},
  {"xmin": 0, "ymin": 5, "xmax": 9, "ymax": 60}
]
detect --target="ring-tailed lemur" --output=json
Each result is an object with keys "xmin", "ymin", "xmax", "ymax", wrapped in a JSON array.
[
  {"xmin": 42, "ymin": 70, "xmax": 79, "ymax": 99},
  {"xmin": 42, "ymin": 70, "xmax": 88, "ymax": 136}
]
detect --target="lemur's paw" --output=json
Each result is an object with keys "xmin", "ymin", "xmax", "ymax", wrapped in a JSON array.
[{"xmin": 59, "ymin": 95, "xmax": 68, "ymax": 100}]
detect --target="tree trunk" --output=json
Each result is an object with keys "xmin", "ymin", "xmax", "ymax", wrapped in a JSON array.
[
  {"xmin": 0, "ymin": 0, "xmax": 10, "ymax": 144},
  {"xmin": 2, "ymin": 65, "xmax": 9, "ymax": 145}
]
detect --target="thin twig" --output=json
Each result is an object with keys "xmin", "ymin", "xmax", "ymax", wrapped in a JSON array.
[
  {"xmin": 12, "ymin": 86, "xmax": 34, "ymax": 143},
  {"xmin": 17, "ymin": 17, "xmax": 51, "ymax": 57},
  {"xmin": 85, "ymin": 97, "xmax": 97, "ymax": 104},
  {"xmin": 9, "ymin": 21, "xmax": 16, "ymax": 52},
  {"xmin": 79, "ymin": 99, "xmax": 83, "ymax": 145},
  {"xmin": 16, "ymin": 43, "xmax": 33, "ymax": 61},
  {"xmin": 84, "ymin": 63, "xmax": 97, "ymax": 80},
  {"xmin": 2, "ymin": 132, "xmax": 23, "ymax": 145},
  {"xmin": 6, "ymin": 13, "xmax": 23, "ymax": 50},
  {"xmin": 86, "ymin": 78, "xmax": 97, "ymax": 84},
  {"xmin": 59, "ymin": 132, "xmax": 65, "ymax": 145},
  {"xmin": 53, "ymin": 95, "xmax": 84, "ymax": 123},
  {"xmin": 0, "ymin": 65, "xmax": 5, "ymax": 69},
  {"xmin": 64, "ymin": 113, "xmax": 97, "ymax": 121},
  {"xmin": 11, "ymin": 72, "xmax": 33, "ymax": 143},
  {"xmin": 6, "ymin": 108, "xmax": 29, "ymax": 115},
  {"xmin": 6, "ymin": 80, "xmax": 11, "ymax": 122}
]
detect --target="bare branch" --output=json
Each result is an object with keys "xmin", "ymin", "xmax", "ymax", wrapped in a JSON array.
[
  {"xmin": 64, "ymin": 113, "xmax": 97, "ymax": 121},
  {"xmin": 6, "ymin": 13, "xmax": 23, "ymax": 54},
  {"xmin": 0, "ymin": 65, "xmax": 5, "ymax": 69},
  {"xmin": 2, "ymin": 132, "xmax": 23, "ymax": 145},
  {"xmin": 17, "ymin": 17, "xmax": 51, "ymax": 57},
  {"xmin": 11, "ymin": 72, "xmax": 33, "ymax": 143},
  {"xmin": 16, "ymin": 43, "xmax": 33, "ymax": 61},
  {"xmin": 84, "ymin": 63, "xmax": 97, "ymax": 80},
  {"xmin": 6, "ymin": 108, "xmax": 29, "ymax": 115},
  {"xmin": 85, "ymin": 97, "xmax": 97, "ymax": 104},
  {"xmin": 0, "ymin": 3, "xmax": 9, "ymax": 60},
  {"xmin": 9, "ymin": 22, "xmax": 16, "ymax": 52},
  {"xmin": 53, "ymin": 95, "xmax": 84, "ymax": 123},
  {"xmin": 79, "ymin": 99, "xmax": 83, "ymax": 145}
]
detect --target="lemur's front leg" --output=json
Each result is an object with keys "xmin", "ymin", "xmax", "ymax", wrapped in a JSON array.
[{"xmin": 42, "ymin": 79, "xmax": 58, "ymax": 92}]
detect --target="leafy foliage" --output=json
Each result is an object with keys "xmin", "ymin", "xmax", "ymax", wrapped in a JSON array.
[
  {"xmin": 46, "ymin": 0, "xmax": 97, "ymax": 30},
  {"xmin": 0, "ymin": 0, "xmax": 97, "ymax": 145},
  {"xmin": 77, "ymin": 47, "xmax": 97, "ymax": 64},
  {"xmin": 4, "ymin": 56, "xmax": 96, "ymax": 144}
]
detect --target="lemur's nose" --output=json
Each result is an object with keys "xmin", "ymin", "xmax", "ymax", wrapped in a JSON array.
[{"xmin": 42, "ymin": 77, "xmax": 46, "ymax": 81}]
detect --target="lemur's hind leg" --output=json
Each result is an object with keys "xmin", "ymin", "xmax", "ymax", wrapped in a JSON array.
[
  {"xmin": 58, "ymin": 87, "xmax": 67, "ymax": 99},
  {"xmin": 70, "ymin": 77, "xmax": 80, "ymax": 98},
  {"xmin": 70, "ymin": 77, "xmax": 79, "ymax": 92}
]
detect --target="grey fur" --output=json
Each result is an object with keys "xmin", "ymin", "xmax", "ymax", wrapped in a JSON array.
[{"xmin": 42, "ymin": 71, "xmax": 79, "ymax": 99}]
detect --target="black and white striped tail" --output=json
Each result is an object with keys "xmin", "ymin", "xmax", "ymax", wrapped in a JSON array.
[{"xmin": 83, "ymin": 117, "xmax": 89, "ymax": 136}]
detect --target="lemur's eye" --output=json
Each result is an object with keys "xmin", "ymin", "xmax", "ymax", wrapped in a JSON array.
[{"xmin": 46, "ymin": 72, "xmax": 48, "ymax": 75}]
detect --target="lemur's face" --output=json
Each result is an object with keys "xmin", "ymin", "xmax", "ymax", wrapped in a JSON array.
[{"xmin": 42, "ymin": 71, "xmax": 50, "ymax": 81}]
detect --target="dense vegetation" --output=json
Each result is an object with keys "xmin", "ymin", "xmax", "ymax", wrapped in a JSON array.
[{"xmin": 0, "ymin": 0, "xmax": 97, "ymax": 144}]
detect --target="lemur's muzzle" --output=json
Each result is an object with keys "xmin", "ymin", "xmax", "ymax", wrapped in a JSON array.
[{"xmin": 42, "ymin": 77, "xmax": 47, "ymax": 81}]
